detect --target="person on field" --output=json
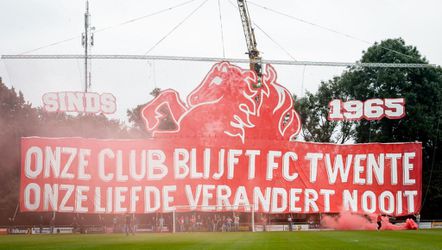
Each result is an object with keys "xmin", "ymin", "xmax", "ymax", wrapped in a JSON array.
[
  {"xmin": 158, "ymin": 216, "xmax": 165, "ymax": 232},
  {"xmin": 72, "ymin": 216, "xmax": 79, "ymax": 233},
  {"xmin": 190, "ymin": 214, "xmax": 196, "ymax": 232},
  {"xmin": 112, "ymin": 216, "xmax": 118, "ymax": 233},
  {"xmin": 179, "ymin": 216, "xmax": 185, "ymax": 232},
  {"xmin": 211, "ymin": 216, "xmax": 217, "ymax": 232},
  {"xmin": 377, "ymin": 214, "xmax": 382, "ymax": 230},
  {"xmin": 234, "ymin": 214, "xmax": 240, "ymax": 232},
  {"xmin": 221, "ymin": 216, "xmax": 227, "ymax": 232},
  {"xmin": 125, "ymin": 213, "xmax": 135, "ymax": 236},
  {"xmin": 287, "ymin": 215, "xmax": 293, "ymax": 231},
  {"xmin": 415, "ymin": 213, "xmax": 421, "ymax": 224},
  {"xmin": 196, "ymin": 215, "xmax": 203, "ymax": 231},
  {"xmin": 261, "ymin": 215, "xmax": 267, "ymax": 232},
  {"xmin": 226, "ymin": 216, "xmax": 233, "ymax": 232}
]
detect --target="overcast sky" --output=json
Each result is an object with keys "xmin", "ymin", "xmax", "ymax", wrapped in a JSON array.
[{"xmin": 1, "ymin": 0, "xmax": 441, "ymax": 122}]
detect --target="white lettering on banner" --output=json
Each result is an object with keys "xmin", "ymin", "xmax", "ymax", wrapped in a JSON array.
[
  {"xmin": 343, "ymin": 190, "xmax": 358, "ymax": 212},
  {"xmin": 190, "ymin": 148, "xmax": 203, "ymax": 179},
  {"xmin": 341, "ymin": 189, "xmax": 417, "ymax": 215},
  {"xmin": 59, "ymin": 184, "xmax": 74, "ymax": 212},
  {"xmin": 130, "ymin": 150, "xmax": 146, "ymax": 181},
  {"xmin": 77, "ymin": 149, "xmax": 91, "ymax": 181},
  {"xmin": 185, "ymin": 185, "xmax": 202, "ymax": 210},
  {"xmin": 116, "ymin": 151, "xmax": 128, "ymax": 182},
  {"xmin": 144, "ymin": 186, "xmax": 160, "ymax": 213},
  {"xmin": 289, "ymin": 188, "xmax": 302, "ymax": 212},
  {"xmin": 386, "ymin": 153, "xmax": 401, "ymax": 185},
  {"xmin": 21, "ymin": 182, "xmax": 419, "ymax": 214},
  {"xmin": 202, "ymin": 185, "xmax": 216, "ymax": 211},
  {"xmin": 75, "ymin": 186, "xmax": 89, "ymax": 213},
  {"xmin": 174, "ymin": 148, "xmax": 190, "ymax": 179},
  {"xmin": 403, "ymin": 152, "xmax": 416, "ymax": 185},
  {"xmin": 320, "ymin": 189, "xmax": 335, "ymax": 212},
  {"xmin": 44, "ymin": 146, "xmax": 60, "ymax": 178},
  {"xmin": 162, "ymin": 185, "xmax": 176, "ymax": 212},
  {"xmin": 130, "ymin": 186, "xmax": 142, "ymax": 213},
  {"xmin": 216, "ymin": 185, "xmax": 232, "ymax": 210},
  {"xmin": 42, "ymin": 92, "xmax": 117, "ymax": 114},
  {"xmin": 23, "ymin": 146, "xmax": 418, "ymax": 186},
  {"xmin": 147, "ymin": 150, "xmax": 168, "ymax": 180},
  {"xmin": 94, "ymin": 187, "xmax": 105, "ymax": 213},
  {"xmin": 227, "ymin": 149, "xmax": 242, "ymax": 179},
  {"xmin": 114, "ymin": 187, "xmax": 128, "ymax": 213},
  {"xmin": 43, "ymin": 184, "xmax": 58, "ymax": 211},
  {"xmin": 266, "ymin": 151, "xmax": 281, "ymax": 180},
  {"xmin": 25, "ymin": 147, "xmax": 43, "ymax": 179},
  {"xmin": 282, "ymin": 152, "xmax": 298, "ymax": 181},
  {"xmin": 305, "ymin": 153, "xmax": 322, "ymax": 183},
  {"xmin": 98, "ymin": 148, "xmax": 114, "ymax": 181},
  {"xmin": 328, "ymin": 98, "xmax": 405, "ymax": 121},
  {"xmin": 233, "ymin": 186, "xmax": 250, "ymax": 211},
  {"xmin": 271, "ymin": 188, "xmax": 287, "ymax": 213},
  {"xmin": 212, "ymin": 149, "xmax": 225, "ymax": 180},
  {"xmin": 304, "ymin": 189, "xmax": 319, "ymax": 212},
  {"xmin": 21, "ymin": 141, "xmax": 421, "ymax": 215},
  {"xmin": 203, "ymin": 148, "xmax": 211, "ymax": 179},
  {"xmin": 325, "ymin": 154, "xmax": 353, "ymax": 184},
  {"xmin": 254, "ymin": 187, "xmax": 271, "ymax": 212},
  {"xmin": 353, "ymin": 154, "xmax": 367, "ymax": 185},
  {"xmin": 366, "ymin": 153, "xmax": 384, "ymax": 185},
  {"xmin": 24, "ymin": 183, "xmax": 40, "ymax": 211},
  {"xmin": 246, "ymin": 150, "xmax": 260, "ymax": 180}
]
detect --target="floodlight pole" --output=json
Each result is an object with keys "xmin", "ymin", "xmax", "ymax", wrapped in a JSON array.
[{"xmin": 82, "ymin": 0, "xmax": 94, "ymax": 92}]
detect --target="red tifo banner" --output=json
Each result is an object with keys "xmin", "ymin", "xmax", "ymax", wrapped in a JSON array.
[
  {"xmin": 20, "ymin": 137, "xmax": 421, "ymax": 216},
  {"xmin": 21, "ymin": 62, "xmax": 421, "ymax": 215}
]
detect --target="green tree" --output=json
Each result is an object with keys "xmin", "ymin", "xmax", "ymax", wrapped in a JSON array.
[
  {"xmin": 296, "ymin": 38, "xmax": 442, "ymax": 218},
  {"xmin": 0, "ymin": 78, "xmax": 132, "ymax": 224},
  {"xmin": 339, "ymin": 38, "xmax": 442, "ymax": 218},
  {"xmin": 126, "ymin": 87, "xmax": 179, "ymax": 136},
  {"xmin": 0, "ymin": 78, "xmax": 39, "ymax": 223},
  {"xmin": 294, "ymin": 77, "xmax": 353, "ymax": 143}
]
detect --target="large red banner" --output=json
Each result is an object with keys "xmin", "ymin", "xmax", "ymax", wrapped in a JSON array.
[
  {"xmin": 21, "ymin": 62, "xmax": 421, "ymax": 216},
  {"xmin": 20, "ymin": 137, "xmax": 421, "ymax": 216}
]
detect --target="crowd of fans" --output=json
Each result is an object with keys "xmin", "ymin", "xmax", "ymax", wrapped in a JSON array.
[{"xmin": 5, "ymin": 212, "xmax": 321, "ymax": 234}]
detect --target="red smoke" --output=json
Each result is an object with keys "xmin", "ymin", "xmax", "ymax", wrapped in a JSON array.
[{"xmin": 321, "ymin": 211, "xmax": 418, "ymax": 230}]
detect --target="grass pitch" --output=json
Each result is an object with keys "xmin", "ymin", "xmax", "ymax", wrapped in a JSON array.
[{"xmin": 1, "ymin": 230, "xmax": 441, "ymax": 250}]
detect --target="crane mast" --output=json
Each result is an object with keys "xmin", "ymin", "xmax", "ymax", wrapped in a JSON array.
[{"xmin": 237, "ymin": 0, "xmax": 262, "ymax": 87}]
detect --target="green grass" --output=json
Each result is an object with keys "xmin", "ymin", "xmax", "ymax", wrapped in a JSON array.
[{"xmin": 1, "ymin": 230, "xmax": 442, "ymax": 250}]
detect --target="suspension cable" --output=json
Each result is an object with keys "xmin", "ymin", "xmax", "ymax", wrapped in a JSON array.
[
  {"xmin": 217, "ymin": 0, "xmax": 226, "ymax": 58},
  {"xmin": 95, "ymin": 0, "xmax": 198, "ymax": 33},
  {"xmin": 247, "ymin": 0, "xmax": 418, "ymax": 61},
  {"xmin": 17, "ymin": 0, "xmax": 198, "ymax": 55},
  {"xmin": 253, "ymin": 22, "xmax": 297, "ymax": 61},
  {"xmin": 145, "ymin": 0, "xmax": 209, "ymax": 55}
]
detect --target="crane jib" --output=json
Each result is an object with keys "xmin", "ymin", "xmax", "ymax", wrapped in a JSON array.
[{"xmin": 237, "ymin": 0, "xmax": 262, "ymax": 87}]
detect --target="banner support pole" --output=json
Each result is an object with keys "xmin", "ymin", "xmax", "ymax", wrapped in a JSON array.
[
  {"xmin": 172, "ymin": 210, "xmax": 176, "ymax": 233},
  {"xmin": 251, "ymin": 205, "xmax": 255, "ymax": 232}
]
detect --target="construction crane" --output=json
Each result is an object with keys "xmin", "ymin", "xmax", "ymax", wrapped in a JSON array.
[{"xmin": 237, "ymin": 0, "xmax": 262, "ymax": 88}]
